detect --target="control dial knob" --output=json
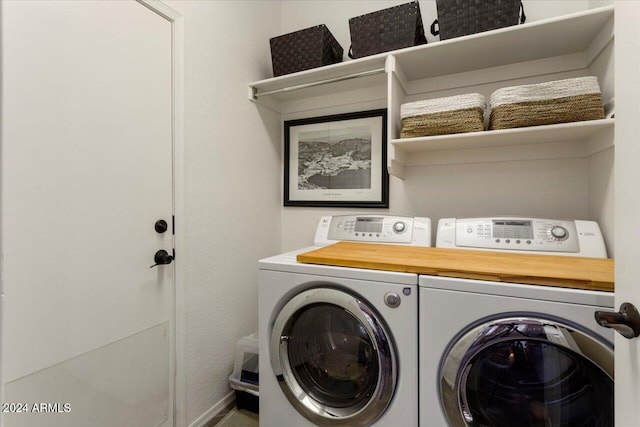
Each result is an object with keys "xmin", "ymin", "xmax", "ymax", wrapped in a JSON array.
[
  {"xmin": 549, "ymin": 226, "xmax": 569, "ymax": 241},
  {"xmin": 393, "ymin": 221, "xmax": 406, "ymax": 233}
]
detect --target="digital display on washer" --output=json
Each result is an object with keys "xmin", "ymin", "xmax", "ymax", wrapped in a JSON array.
[
  {"xmin": 354, "ymin": 217, "xmax": 384, "ymax": 233},
  {"xmin": 492, "ymin": 220, "xmax": 534, "ymax": 239}
]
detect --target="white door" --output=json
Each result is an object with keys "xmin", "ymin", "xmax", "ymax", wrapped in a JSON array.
[
  {"xmin": 1, "ymin": 1, "xmax": 175, "ymax": 426},
  {"xmin": 614, "ymin": 1, "xmax": 640, "ymax": 424}
]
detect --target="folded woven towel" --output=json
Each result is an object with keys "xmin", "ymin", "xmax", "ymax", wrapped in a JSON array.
[
  {"xmin": 401, "ymin": 93, "xmax": 486, "ymax": 119},
  {"xmin": 490, "ymin": 76, "xmax": 602, "ymax": 109}
]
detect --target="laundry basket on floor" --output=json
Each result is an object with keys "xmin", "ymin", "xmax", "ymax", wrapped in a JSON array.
[{"xmin": 229, "ymin": 333, "xmax": 259, "ymax": 413}]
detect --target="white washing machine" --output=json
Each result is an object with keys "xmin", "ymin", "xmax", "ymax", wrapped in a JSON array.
[
  {"xmin": 259, "ymin": 215, "xmax": 431, "ymax": 426},
  {"xmin": 420, "ymin": 217, "xmax": 615, "ymax": 427}
]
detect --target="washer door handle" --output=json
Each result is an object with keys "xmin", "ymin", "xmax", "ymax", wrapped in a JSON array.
[{"xmin": 595, "ymin": 302, "xmax": 640, "ymax": 339}]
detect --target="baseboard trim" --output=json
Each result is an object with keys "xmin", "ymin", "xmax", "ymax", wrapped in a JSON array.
[{"xmin": 188, "ymin": 391, "xmax": 235, "ymax": 427}]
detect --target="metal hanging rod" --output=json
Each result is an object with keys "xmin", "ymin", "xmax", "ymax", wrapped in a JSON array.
[{"xmin": 252, "ymin": 68, "xmax": 386, "ymax": 99}]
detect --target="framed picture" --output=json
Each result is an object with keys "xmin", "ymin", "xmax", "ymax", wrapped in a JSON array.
[{"xmin": 284, "ymin": 109, "xmax": 388, "ymax": 207}]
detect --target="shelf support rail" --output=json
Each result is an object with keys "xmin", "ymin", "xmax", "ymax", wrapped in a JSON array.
[{"xmin": 251, "ymin": 68, "xmax": 386, "ymax": 100}]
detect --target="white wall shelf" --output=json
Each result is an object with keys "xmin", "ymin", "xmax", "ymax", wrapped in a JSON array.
[
  {"xmin": 248, "ymin": 5, "xmax": 614, "ymax": 177},
  {"xmin": 390, "ymin": 6, "xmax": 614, "ymax": 84},
  {"xmin": 391, "ymin": 119, "xmax": 615, "ymax": 166},
  {"xmin": 387, "ymin": 5, "xmax": 614, "ymax": 178},
  {"xmin": 248, "ymin": 54, "xmax": 388, "ymax": 111}
]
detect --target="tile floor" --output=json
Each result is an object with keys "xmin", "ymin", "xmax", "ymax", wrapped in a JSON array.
[
  {"xmin": 204, "ymin": 404, "xmax": 258, "ymax": 427},
  {"xmin": 213, "ymin": 409, "xmax": 259, "ymax": 427}
]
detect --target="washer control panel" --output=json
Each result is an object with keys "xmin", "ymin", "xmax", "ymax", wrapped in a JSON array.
[
  {"xmin": 436, "ymin": 217, "xmax": 607, "ymax": 258},
  {"xmin": 314, "ymin": 215, "xmax": 431, "ymax": 246}
]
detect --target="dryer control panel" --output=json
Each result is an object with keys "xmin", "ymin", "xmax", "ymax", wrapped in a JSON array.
[
  {"xmin": 315, "ymin": 215, "xmax": 431, "ymax": 246},
  {"xmin": 436, "ymin": 217, "xmax": 607, "ymax": 258}
]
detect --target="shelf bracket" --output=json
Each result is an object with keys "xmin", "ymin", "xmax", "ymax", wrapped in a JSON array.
[{"xmin": 248, "ymin": 86, "xmax": 258, "ymax": 101}]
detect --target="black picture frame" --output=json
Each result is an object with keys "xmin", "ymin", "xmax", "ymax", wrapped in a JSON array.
[{"xmin": 284, "ymin": 109, "xmax": 388, "ymax": 208}]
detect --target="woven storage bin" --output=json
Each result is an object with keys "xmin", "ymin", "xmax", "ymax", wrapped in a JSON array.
[
  {"xmin": 400, "ymin": 93, "xmax": 486, "ymax": 138},
  {"xmin": 431, "ymin": 0, "xmax": 525, "ymax": 40},
  {"xmin": 270, "ymin": 25, "xmax": 343, "ymax": 77},
  {"xmin": 489, "ymin": 76, "xmax": 605, "ymax": 130},
  {"xmin": 348, "ymin": 1, "xmax": 427, "ymax": 59}
]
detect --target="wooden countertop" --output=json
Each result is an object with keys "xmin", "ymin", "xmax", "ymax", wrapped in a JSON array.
[{"xmin": 297, "ymin": 241, "xmax": 614, "ymax": 292}]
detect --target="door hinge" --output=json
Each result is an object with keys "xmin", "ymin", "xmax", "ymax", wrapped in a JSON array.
[
  {"xmin": 172, "ymin": 215, "xmax": 175, "ymax": 235},
  {"xmin": 172, "ymin": 248, "xmax": 176, "ymax": 261}
]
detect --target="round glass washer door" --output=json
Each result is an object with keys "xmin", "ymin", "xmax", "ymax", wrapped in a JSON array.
[
  {"xmin": 440, "ymin": 316, "xmax": 614, "ymax": 427},
  {"xmin": 270, "ymin": 287, "xmax": 397, "ymax": 426}
]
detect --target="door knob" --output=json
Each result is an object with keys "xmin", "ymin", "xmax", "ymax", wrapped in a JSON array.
[
  {"xmin": 150, "ymin": 249, "xmax": 174, "ymax": 268},
  {"xmin": 155, "ymin": 219, "xmax": 168, "ymax": 233},
  {"xmin": 594, "ymin": 302, "xmax": 640, "ymax": 339}
]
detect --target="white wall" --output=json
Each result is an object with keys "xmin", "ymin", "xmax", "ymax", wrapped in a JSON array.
[
  {"xmin": 278, "ymin": 0, "xmax": 606, "ymax": 251},
  {"xmin": 590, "ymin": 0, "xmax": 614, "ymax": 7},
  {"xmin": 612, "ymin": 2, "xmax": 640, "ymax": 422},
  {"xmin": 163, "ymin": 1, "xmax": 281, "ymax": 424}
]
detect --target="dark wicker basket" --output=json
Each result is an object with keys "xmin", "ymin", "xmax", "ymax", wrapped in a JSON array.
[
  {"xmin": 348, "ymin": 1, "xmax": 427, "ymax": 59},
  {"xmin": 431, "ymin": 0, "xmax": 525, "ymax": 40},
  {"xmin": 270, "ymin": 24, "xmax": 343, "ymax": 77}
]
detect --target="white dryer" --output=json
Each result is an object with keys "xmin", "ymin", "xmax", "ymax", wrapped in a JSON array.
[
  {"xmin": 259, "ymin": 215, "xmax": 431, "ymax": 426},
  {"xmin": 420, "ymin": 217, "xmax": 614, "ymax": 427}
]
